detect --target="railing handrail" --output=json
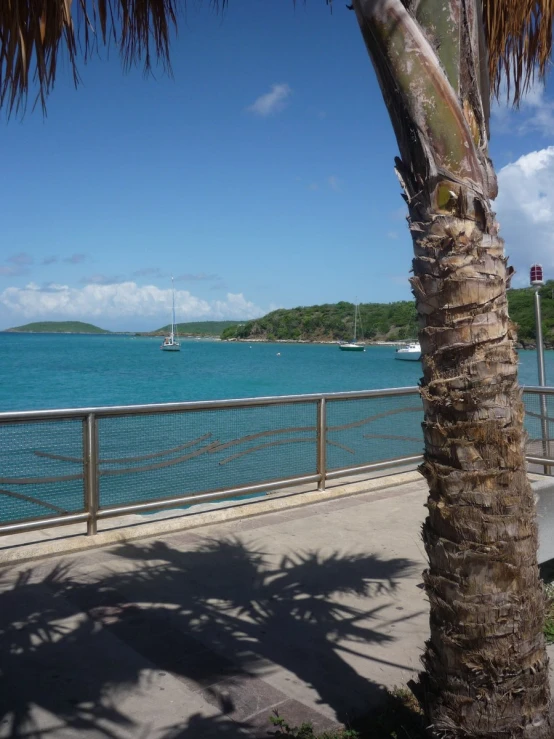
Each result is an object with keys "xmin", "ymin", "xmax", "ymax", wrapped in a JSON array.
[
  {"xmin": 0, "ymin": 386, "xmax": 421, "ymax": 422},
  {"xmin": 2, "ymin": 384, "xmax": 553, "ymax": 422},
  {"xmin": 1, "ymin": 384, "xmax": 552, "ymax": 540}
]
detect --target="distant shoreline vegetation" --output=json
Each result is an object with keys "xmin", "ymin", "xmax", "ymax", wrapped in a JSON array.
[
  {"xmin": 4, "ymin": 283, "xmax": 554, "ymax": 346},
  {"xmin": 221, "ymin": 283, "xmax": 554, "ymax": 348},
  {"xmin": 144, "ymin": 321, "xmax": 242, "ymax": 337},
  {"xmin": 3, "ymin": 321, "xmax": 109, "ymax": 334},
  {"xmin": 221, "ymin": 302, "xmax": 419, "ymax": 343},
  {"xmin": 2, "ymin": 320, "xmax": 243, "ymax": 337}
]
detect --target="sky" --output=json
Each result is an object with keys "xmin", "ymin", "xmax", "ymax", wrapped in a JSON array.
[{"xmin": 1, "ymin": 1, "xmax": 554, "ymax": 331}]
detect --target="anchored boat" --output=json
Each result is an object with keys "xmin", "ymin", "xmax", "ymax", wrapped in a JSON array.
[
  {"xmin": 161, "ymin": 277, "xmax": 181, "ymax": 352},
  {"xmin": 339, "ymin": 301, "xmax": 365, "ymax": 352},
  {"xmin": 395, "ymin": 342, "xmax": 421, "ymax": 361}
]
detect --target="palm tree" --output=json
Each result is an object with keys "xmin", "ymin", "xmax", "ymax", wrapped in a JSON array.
[{"xmin": 1, "ymin": 1, "xmax": 552, "ymax": 736}]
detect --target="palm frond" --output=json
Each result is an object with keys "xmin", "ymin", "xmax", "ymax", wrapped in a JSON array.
[
  {"xmin": 0, "ymin": 0, "xmax": 179, "ymax": 115},
  {"xmin": 1, "ymin": 0, "xmax": 553, "ymax": 113},
  {"xmin": 484, "ymin": 0, "xmax": 554, "ymax": 103}
]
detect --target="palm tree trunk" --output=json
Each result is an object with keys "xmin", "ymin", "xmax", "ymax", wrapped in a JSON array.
[
  {"xmin": 352, "ymin": 0, "xmax": 551, "ymax": 735},
  {"xmin": 413, "ymin": 210, "xmax": 551, "ymax": 738}
]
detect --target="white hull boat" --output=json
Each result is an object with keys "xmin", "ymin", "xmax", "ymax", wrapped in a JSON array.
[
  {"xmin": 395, "ymin": 342, "xmax": 421, "ymax": 361},
  {"xmin": 339, "ymin": 301, "xmax": 365, "ymax": 352},
  {"xmin": 161, "ymin": 277, "xmax": 181, "ymax": 352}
]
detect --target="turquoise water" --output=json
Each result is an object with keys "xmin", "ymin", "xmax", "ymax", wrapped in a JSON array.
[
  {"xmin": 1, "ymin": 333, "xmax": 552, "ymax": 412},
  {"xmin": 0, "ymin": 334, "xmax": 553, "ymax": 526}
]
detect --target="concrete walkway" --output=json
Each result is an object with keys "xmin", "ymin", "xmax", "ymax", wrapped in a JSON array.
[{"xmin": 0, "ymin": 474, "xmax": 553, "ymax": 738}]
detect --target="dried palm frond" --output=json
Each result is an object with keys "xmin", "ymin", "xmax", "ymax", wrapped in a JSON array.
[
  {"xmin": 0, "ymin": 0, "xmax": 179, "ymax": 115},
  {"xmin": 484, "ymin": 0, "xmax": 554, "ymax": 103},
  {"xmin": 1, "ymin": 0, "xmax": 553, "ymax": 113}
]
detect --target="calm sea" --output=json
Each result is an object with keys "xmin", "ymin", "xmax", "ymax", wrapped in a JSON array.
[
  {"xmin": 0, "ymin": 333, "xmax": 553, "ymax": 412},
  {"xmin": 1, "ymin": 333, "xmax": 553, "ymax": 525}
]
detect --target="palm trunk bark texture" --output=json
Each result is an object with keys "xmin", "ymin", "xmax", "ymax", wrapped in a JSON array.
[{"xmin": 352, "ymin": 0, "xmax": 551, "ymax": 736}]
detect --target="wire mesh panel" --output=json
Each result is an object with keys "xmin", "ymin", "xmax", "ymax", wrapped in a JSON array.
[
  {"xmin": 0, "ymin": 419, "xmax": 85, "ymax": 524},
  {"xmin": 326, "ymin": 394, "xmax": 423, "ymax": 471},
  {"xmin": 523, "ymin": 391, "xmax": 554, "ymax": 461},
  {"xmin": 97, "ymin": 402, "xmax": 318, "ymax": 509}
]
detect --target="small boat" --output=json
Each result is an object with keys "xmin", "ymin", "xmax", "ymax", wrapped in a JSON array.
[
  {"xmin": 395, "ymin": 342, "xmax": 421, "ymax": 361},
  {"xmin": 339, "ymin": 301, "xmax": 365, "ymax": 352},
  {"xmin": 161, "ymin": 277, "xmax": 181, "ymax": 352}
]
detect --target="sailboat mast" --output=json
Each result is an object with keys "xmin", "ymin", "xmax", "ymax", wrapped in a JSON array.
[
  {"xmin": 171, "ymin": 276, "xmax": 176, "ymax": 339},
  {"xmin": 353, "ymin": 300, "xmax": 357, "ymax": 342}
]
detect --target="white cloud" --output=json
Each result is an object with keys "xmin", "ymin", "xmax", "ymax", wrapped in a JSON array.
[
  {"xmin": 0, "ymin": 281, "xmax": 262, "ymax": 323},
  {"xmin": 247, "ymin": 83, "xmax": 291, "ymax": 117},
  {"xmin": 496, "ymin": 146, "xmax": 554, "ymax": 272}
]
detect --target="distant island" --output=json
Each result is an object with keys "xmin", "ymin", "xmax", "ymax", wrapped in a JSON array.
[
  {"xmin": 4, "ymin": 321, "xmax": 109, "ymax": 334},
  {"xmin": 4, "ymin": 283, "xmax": 554, "ymax": 346},
  {"xmin": 145, "ymin": 320, "xmax": 243, "ymax": 337},
  {"xmin": 3, "ymin": 319, "xmax": 243, "ymax": 337},
  {"xmin": 220, "ymin": 282, "xmax": 554, "ymax": 347}
]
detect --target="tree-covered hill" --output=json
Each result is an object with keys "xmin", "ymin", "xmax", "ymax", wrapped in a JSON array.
[
  {"xmin": 221, "ymin": 302, "xmax": 418, "ymax": 342},
  {"xmin": 220, "ymin": 282, "xmax": 554, "ymax": 346},
  {"xmin": 4, "ymin": 321, "xmax": 109, "ymax": 334},
  {"xmin": 150, "ymin": 320, "xmax": 243, "ymax": 337},
  {"xmin": 506, "ymin": 280, "xmax": 554, "ymax": 345}
]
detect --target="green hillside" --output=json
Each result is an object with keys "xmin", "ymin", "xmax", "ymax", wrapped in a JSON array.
[
  {"xmin": 4, "ymin": 321, "xmax": 109, "ymax": 334},
  {"xmin": 151, "ymin": 320, "xmax": 244, "ymax": 337},
  {"xmin": 221, "ymin": 302, "xmax": 418, "ymax": 342},
  {"xmin": 506, "ymin": 281, "xmax": 554, "ymax": 344},
  {"xmin": 220, "ymin": 282, "xmax": 554, "ymax": 346}
]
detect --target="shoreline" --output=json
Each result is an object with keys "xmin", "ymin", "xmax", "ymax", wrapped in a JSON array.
[{"xmin": 222, "ymin": 338, "xmax": 410, "ymax": 346}]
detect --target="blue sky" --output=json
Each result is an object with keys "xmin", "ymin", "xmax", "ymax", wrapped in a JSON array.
[{"xmin": 1, "ymin": 0, "xmax": 553, "ymax": 331}]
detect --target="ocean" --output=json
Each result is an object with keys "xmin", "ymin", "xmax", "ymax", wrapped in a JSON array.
[
  {"xmin": 0, "ymin": 333, "xmax": 553, "ymax": 526},
  {"xmin": 1, "ymin": 332, "xmax": 552, "ymax": 412}
]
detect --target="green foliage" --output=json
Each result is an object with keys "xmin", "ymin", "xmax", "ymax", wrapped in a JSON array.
[
  {"xmin": 153, "ymin": 321, "xmax": 243, "ymax": 336},
  {"xmin": 5, "ymin": 321, "xmax": 108, "ymax": 334},
  {"xmin": 221, "ymin": 302, "xmax": 418, "ymax": 342},
  {"xmin": 221, "ymin": 282, "xmax": 554, "ymax": 346},
  {"xmin": 268, "ymin": 687, "xmax": 426, "ymax": 739},
  {"xmin": 507, "ymin": 281, "xmax": 554, "ymax": 344},
  {"xmin": 269, "ymin": 713, "xmax": 359, "ymax": 739}
]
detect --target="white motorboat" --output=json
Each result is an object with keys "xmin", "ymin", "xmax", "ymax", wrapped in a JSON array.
[
  {"xmin": 161, "ymin": 277, "xmax": 181, "ymax": 352},
  {"xmin": 395, "ymin": 342, "xmax": 421, "ymax": 361}
]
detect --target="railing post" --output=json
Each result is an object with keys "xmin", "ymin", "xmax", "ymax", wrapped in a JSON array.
[
  {"xmin": 533, "ymin": 288, "xmax": 551, "ymax": 474},
  {"xmin": 83, "ymin": 413, "xmax": 99, "ymax": 535},
  {"xmin": 317, "ymin": 398, "xmax": 327, "ymax": 491}
]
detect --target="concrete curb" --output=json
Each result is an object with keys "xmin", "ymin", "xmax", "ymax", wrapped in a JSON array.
[{"xmin": 0, "ymin": 471, "xmax": 423, "ymax": 567}]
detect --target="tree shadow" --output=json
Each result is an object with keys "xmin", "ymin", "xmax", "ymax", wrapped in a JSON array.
[{"xmin": 0, "ymin": 536, "xmax": 422, "ymax": 738}]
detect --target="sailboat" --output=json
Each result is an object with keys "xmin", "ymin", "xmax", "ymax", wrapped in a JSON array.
[
  {"xmin": 161, "ymin": 277, "xmax": 181, "ymax": 352},
  {"xmin": 339, "ymin": 301, "xmax": 365, "ymax": 352}
]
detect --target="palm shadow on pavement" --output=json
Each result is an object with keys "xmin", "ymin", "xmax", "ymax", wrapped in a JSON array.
[{"xmin": 0, "ymin": 535, "xmax": 423, "ymax": 738}]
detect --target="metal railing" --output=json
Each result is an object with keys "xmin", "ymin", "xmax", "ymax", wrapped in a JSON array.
[{"xmin": 0, "ymin": 385, "xmax": 553, "ymax": 538}]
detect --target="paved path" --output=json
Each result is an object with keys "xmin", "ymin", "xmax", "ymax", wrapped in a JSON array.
[{"xmin": 0, "ymin": 475, "xmax": 553, "ymax": 738}]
